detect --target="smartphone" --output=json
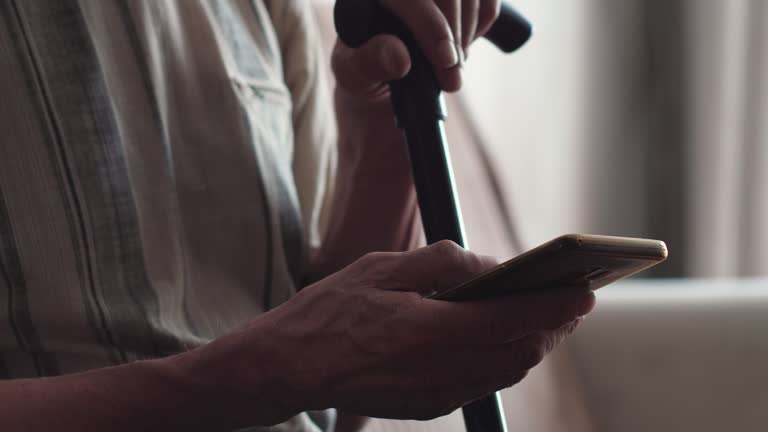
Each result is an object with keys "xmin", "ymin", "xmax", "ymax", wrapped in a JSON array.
[{"xmin": 427, "ymin": 234, "xmax": 668, "ymax": 302}]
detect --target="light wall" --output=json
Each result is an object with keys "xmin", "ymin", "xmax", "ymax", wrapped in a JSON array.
[
  {"xmin": 463, "ymin": 1, "xmax": 768, "ymax": 277},
  {"xmin": 461, "ymin": 1, "xmax": 595, "ymax": 250}
]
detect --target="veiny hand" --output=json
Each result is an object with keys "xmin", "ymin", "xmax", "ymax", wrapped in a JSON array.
[
  {"xmin": 332, "ymin": 0, "xmax": 502, "ymax": 102},
  {"xmin": 177, "ymin": 241, "xmax": 595, "ymax": 426}
]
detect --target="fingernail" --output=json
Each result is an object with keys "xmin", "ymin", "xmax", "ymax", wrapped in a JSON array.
[
  {"xmin": 456, "ymin": 42, "xmax": 465, "ymax": 67},
  {"xmin": 436, "ymin": 38, "xmax": 460, "ymax": 68}
]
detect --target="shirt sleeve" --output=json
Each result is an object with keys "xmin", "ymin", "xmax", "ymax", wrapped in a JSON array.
[{"xmin": 266, "ymin": 0, "xmax": 338, "ymax": 255}]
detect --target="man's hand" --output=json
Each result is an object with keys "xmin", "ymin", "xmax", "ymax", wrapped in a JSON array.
[
  {"xmin": 332, "ymin": 0, "xmax": 502, "ymax": 103},
  {"xmin": 179, "ymin": 241, "xmax": 595, "ymax": 425},
  {"xmin": 317, "ymin": 2, "xmax": 507, "ymax": 280}
]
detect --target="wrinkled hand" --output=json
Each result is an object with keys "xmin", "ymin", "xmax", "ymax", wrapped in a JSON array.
[
  {"xmin": 185, "ymin": 241, "xmax": 595, "ymax": 425},
  {"xmin": 332, "ymin": 0, "xmax": 502, "ymax": 102}
]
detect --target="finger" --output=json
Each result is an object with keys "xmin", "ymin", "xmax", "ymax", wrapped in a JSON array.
[
  {"xmin": 442, "ymin": 321, "xmax": 581, "ymax": 397},
  {"xmin": 437, "ymin": 0, "xmax": 463, "ymax": 62},
  {"xmin": 461, "ymin": 0, "xmax": 479, "ymax": 56},
  {"xmin": 497, "ymin": 319, "xmax": 583, "ymax": 374},
  {"xmin": 499, "ymin": 320, "xmax": 581, "ymax": 377},
  {"xmin": 331, "ymin": 35, "xmax": 411, "ymax": 94},
  {"xmin": 389, "ymin": 319, "xmax": 582, "ymax": 419},
  {"xmin": 384, "ymin": 241, "xmax": 500, "ymax": 295},
  {"xmin": 423, "ymin": 285, "xmax": 595, "ymax": 344},
  {"xmin": 517, "ymin": 318, "xmax": 584, "ymax": 364},
  {"xmin": 445, "ymin": 369, "xmax": 528, "ymax": 414},
  {"xmin": 476, "ymin": 0, "xmax": 502, "ymax": 37},
  {"xmin": 380, "ymin": 0, "xmax": 463, "ymax": 91}
]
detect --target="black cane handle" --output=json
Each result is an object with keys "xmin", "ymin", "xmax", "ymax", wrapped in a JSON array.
[{"xmin": 334, "ymin": 0, "xmax": 532, "ymax": 54}]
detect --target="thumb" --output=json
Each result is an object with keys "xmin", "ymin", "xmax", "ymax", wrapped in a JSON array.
[
  {"xmin": 386, "ymin": 241, "xmax": 500, "ymax": 295},
  {"xmin": 332, "ymin": 34, "xmax": 411, "ymax": 95}
]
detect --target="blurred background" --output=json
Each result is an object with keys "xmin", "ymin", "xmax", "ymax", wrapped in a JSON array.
[
  {"xmin": 462, "ymin": 0, "xmax": 768, "ymax": 278},
  {"xmin": 313, "ymin": 1, "xmax": 768, "ymax": 431}
]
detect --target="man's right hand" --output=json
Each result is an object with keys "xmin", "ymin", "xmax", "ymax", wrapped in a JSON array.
[{"xmin": 174, "ymin": 240, "xmax": 595, "ymax": 427}]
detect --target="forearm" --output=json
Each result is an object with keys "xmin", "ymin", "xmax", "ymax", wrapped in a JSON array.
[
  {"xmin": 0, "ymin": 353, "xmax": 284, "ymax": 431},
  {"xmin": 0, "ymin": 359, "xmax": 188, "ymax": 431},
  {"xmin": 310, "ymin": 91, "xmax": 421, "ymax": 281}
]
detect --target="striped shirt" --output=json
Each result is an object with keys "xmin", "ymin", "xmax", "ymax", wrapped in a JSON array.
[{"xmin": 0, "ymin": 0, "xmax": 336, "ymax": 429}]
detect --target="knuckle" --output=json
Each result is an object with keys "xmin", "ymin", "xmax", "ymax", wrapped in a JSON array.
[
  {"xmin": 354, "ymin": 252, "xmax": 396, "ymax": 282},
  {"xmin": 486, "ymin": 0, "xmax": 503, "ymax": 20},
  {"xmin": 503, "ymin": 369, "xmax": 529, "ymax": 389},
  {"xmin": 435, "ymin": 401, "xmax": 462, "ymax": 418},
  {"xmin": 465, "ymin": 252, "xmax": 493, "ymax": 275},
  {"xmin": 478, "ymin": 0, "xmax": 502, "ymax": 32},
  {"xmin": 517, "ymin": 334, "xmax": 548, "ymax": 369},
  {"xmin": 412, "ymin": 411, "xmax": 432, "ymax": 421},
  {"xmin": 424, "ymin": 405, "xmax": 447, "ymax": 421},
  {"xmin": 433, "ymin": 239, "xmax": 461, "ymax": 252},
  {"xmin": 411, "ymin": 399, "xmax": 447, "ymax": 421},
  {"xmin": 432, "ymin": 240, "xmax": 464, "ymax": 263},
  {"xmin": 357, "ymin": 251, "xmax": 386, "ymax": 267},
  {"xmin": 413, "ymin": 409, "xmax": 439, "ymax": 421}
]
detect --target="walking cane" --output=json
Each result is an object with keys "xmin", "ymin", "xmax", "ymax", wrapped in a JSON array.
[{"xmin": 334, "ymin": 1, "xmax": 532, "ymax": 431}]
